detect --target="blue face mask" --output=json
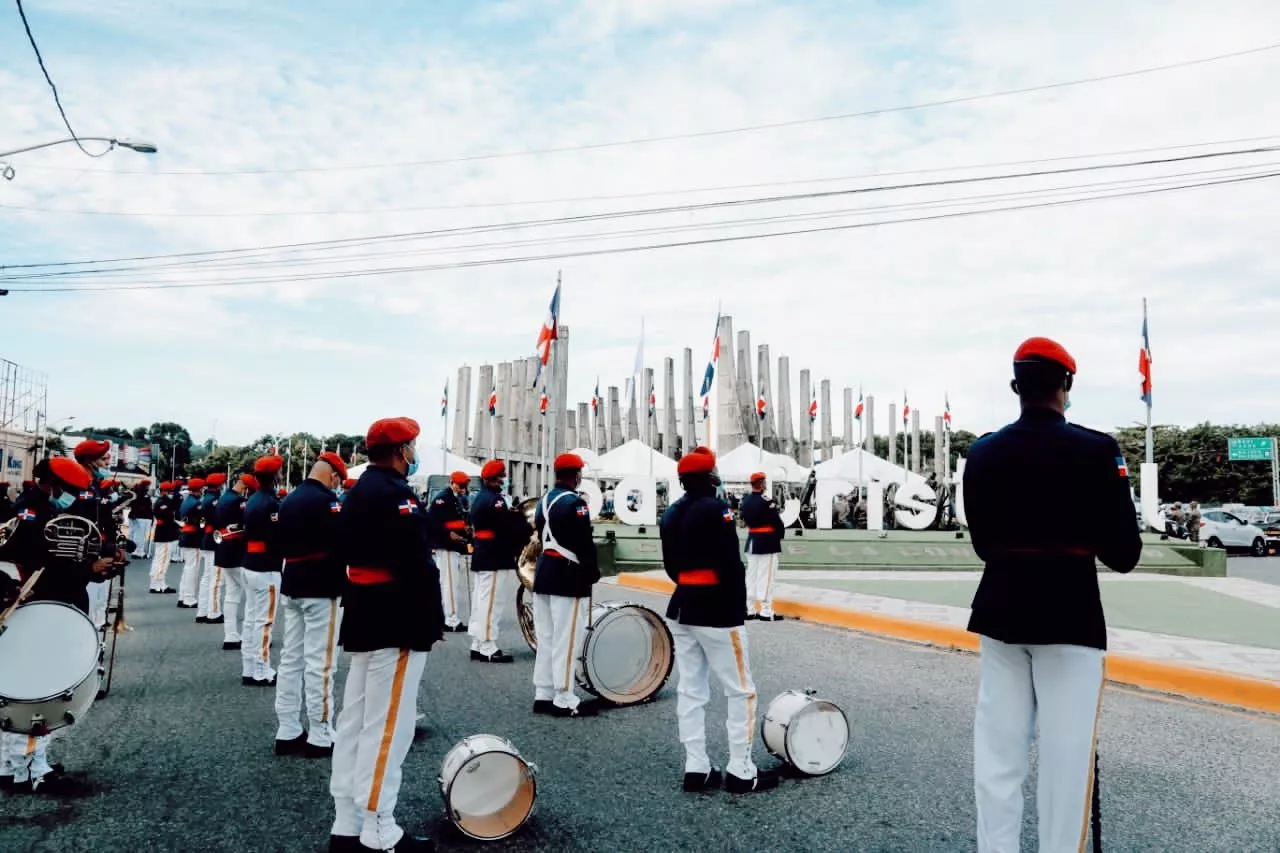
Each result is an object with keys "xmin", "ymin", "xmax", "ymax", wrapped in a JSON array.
[
  {"xmin": 93, "ymin": 467, "xmax": 107, "ymax": 480},
  {"xmin": 51, "ymin": 491, "xmax": 75, "ymax": 510},
  {"xmin": 406, "ymin": 460, "xmax": 419, "ymax": 477}
]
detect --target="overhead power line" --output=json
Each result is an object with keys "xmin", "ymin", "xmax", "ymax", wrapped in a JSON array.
[
  {"xmin": 6, "ymin": 170, "xmax": 1277, "ymax": 293},
  {"xmin": 5, "ymin": 143, "xmax": 1278, "ymax": 274},
  {"xmin": 12, "ymin": 0, "xmax": 105, "ymax": 159},
  {"xmin": 17, "ymin": 40, "xmax": 1280, "ymax": 177}
]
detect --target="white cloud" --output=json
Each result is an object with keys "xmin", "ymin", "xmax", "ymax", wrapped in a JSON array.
[{"xmin": 4, "ymin": 0, "xmax": 1280, "ymax": 452}]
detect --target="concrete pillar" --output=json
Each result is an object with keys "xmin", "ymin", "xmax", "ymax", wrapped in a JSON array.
[
  {"xmin": 566, "ymin": 410, "xmax": 577, "ymax": 452},
  {"xmin": 865, "ymin": 394, "xmax": 876, "ymax": 457},
  {"xmin": 776, "ymin": 356, "xmax": 794, "ymax": 459},
  {"xmin": 576, "ymin": 403, "xmax": 590, "ymax": 452},
  {"xmin": 715, "ymin": 315, "xmax": 745, "ymax": 454},
  {"xmin": 607, "ymin": 386, "xmax": 623, "ymax": 451},
  {"xmin": 643, "ymin": 367, "xmax": 656, "ymax": 449},
  {"xmin": 473, "ymin": 364, "xmax": 495, "ymax": 459},
  {"xmin": 797, "ymin": 369, "xmax": 813, "ymax": 466},
  {"xmin": 682, "ymin": 347, "xmax": 696, "ymax": 457},
  {"xmin": 820, "ymin": 379, "xmax": 833, "ymax": 462},
  {"xmin": 452, "ymin": 365, "xmax": 472, "ymax": 455},
  {"xmin": 496, "ymin": 362, "xmax": 513, "ymax": 456},
  {"xmin": 842, "ymin": 387, "xmax": 854, "ymax": 450},
  {"xmin": 595, "ymin": 393, "xmax": 607, "ymax": 454},
  {"xmin": 626, "ymin": 378, "xmax": 639, "ymax": 442},
  {"xmin": 934, "ymin": 416, "xmax": 945, "ymax": 479},
  {"xmin": 736, "ymin": 330, "xmax": 754, "ymax": 445},
  {"xmin": 887, "ymin": 402, "xmax": 898, "ymax": 467},
  {"xmin": 911, "ymin": 408, "xmax": 921, "ymax": 474},
  {"xmin": 550, "ymin": 326, "xmax": 569, "ymax": 457},
  {"xmin": 507, "ymin": 359, "xmax": 524, "ymax": 457},
  {"xmin": 757, "ymin": 345, "xmax": 778, "ymax": 453},
  {"xmin": 663, "ymin": 357, "xmax": 677, "ymax": 458}
]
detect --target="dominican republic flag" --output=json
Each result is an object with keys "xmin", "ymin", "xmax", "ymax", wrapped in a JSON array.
[
  {"xmin": 648, "ymin": 390, "xmax": 656, "ymax": 418},
  {"xmin": 1139, "ymin": 301, "xmax": 1153, "ymax": 407},
  {"xmin": 540, "ymin": 388, "xmax": 548, "ymax": 416},
  {"xmin": 699, "ymin": 311, "xmax": 721, "ymax": 398},
  {"xmin": 533, "ymin": 279, "xmax": 562, "ymax": 387},
  {"xmin": 398, "ymin": 499, "xmax": 419, "ymax": 515},
  {"xmin": 17, "ymin": 508, "xmax": 36, "ymax": 521},
  {"xmin": 488, "ymin": 387, "xmax": 497, "ymax": 417},
  {"xmin": 757, "ymin": 395, "xmax": 767, "ymax": 421},
  {"xmin": 329, "ymin": 501, "xmax": 342, "ymax": 513},
  {"xmin": 808, "ymin": 394, "xmax": 817, "ymax": 423},
  {"xmin": 441, "ymin": 382, "xmax": 448, "ymax": 418},
  {"xmin": 854, "ymin": 388, "xmax": 864, "ymax": 421},
  {"xmin": 591, "ymin": 379, "xmax": 600, "ymax": 416},
  {"xmin": 1116, "ymin": 456, "xmax": 1129, "ymax": 478},
  {"xmin": 702, "ymin": 396, "xmax": 709, "ymax": 420},
  {"xmin": 902, "ymin": 392, "xmax": 910, "ymax": 424},
  {"xmin": 944, "ymin": 394, "xmax": 952, "ymax": 431}
]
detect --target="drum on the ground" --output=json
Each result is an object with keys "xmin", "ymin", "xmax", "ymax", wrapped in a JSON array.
[
  {"xmin": 0, "ymin": 601, "xmax": 103, "ymax": 735},
  {"xmin": 576, "ymin": 601, "xmax": 674, "ymax": 706},
  {"xmin": 438, "ymin": 734, "xmax": 538, "ymax": 841},
  {"xmin": 761, "ymin": 689, "xmax": 849, "ymax": 776}
]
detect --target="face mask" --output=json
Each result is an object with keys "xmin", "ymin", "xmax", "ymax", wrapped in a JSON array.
[
  {"xmin": 51, "ymin": 491, "xmax": 75, "ymax": 510},
  {"xmin": 93, "ymin": 467, "xmax": 107, "ymax": 480},
  {"xmin": 404, "ymin": 445, "xmax": 418, "ymax": 477}
]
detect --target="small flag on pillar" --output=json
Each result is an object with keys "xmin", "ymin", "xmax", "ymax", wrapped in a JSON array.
[
  {"xmin": 757, "ymin": 395, "xmax": 768, "ymax": 421},
  {"xmin": 441, "ymin": 382, "xmax": 448, "ymax": 418},
  {"xmin": 944, "ymin": 394, "xmax": 952, "ymax": 431},
  {"xmin": 488, "ymin": 387, "xmax": 497, "ymax": 417},
  {"xmin": 854, "ymin": 387, "xmax": 864, "ymax": 421},
  {"xmin": 699, "ymin": 311, "xmax": 721, "ymax": 398},
  {"xmin": 533, "ymin": 279, "xmax": 561, "ymax": 387},
  {"xmin": 702, "ymin": 396, "xmax": 709, "ymax": 420},
  {"xmin": 1139, "ymin": 301, "xmax": 1153, "ymax": 407},
  {"xmin": 808, "ymin": 394, "xmax": 817, "ymax": 423},
  {"xmin": 591, "ymin": 379, "xmax": 600, "ymax": 416},
  {"xmin": 648, "ymin": 390, "xmax": 656, "ymax": 418},
  {"xmin": 540, "ymin": 388, "xmax": 548, "ymax": 416},
  {"xmin": 902, "ymin": 391, "xmax": 910, "ymax": 424}
]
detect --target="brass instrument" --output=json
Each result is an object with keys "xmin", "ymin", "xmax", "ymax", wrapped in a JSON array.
[
  {"xmin": 212, "ymin": 523, "xmax": 243, "ymax": 545},
  {"xmin": 515, "ymin": 496, "xmax": 541, "ymax": 652},
  {"xmin": 0, "ymin": 515, "xmax": 18, "ymax": 548}
]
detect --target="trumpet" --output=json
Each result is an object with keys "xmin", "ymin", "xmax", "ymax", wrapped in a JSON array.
[
  {"xmin": 108, "ymin": 491, "xmax": 135, "ymax": 524},
  {"xmin": 0, "ymin": 515, "xmax": 18, "ymax": 548},
  {"xmin": 212, "ymin": 524, "xmax": 243, "ymax": 545}
]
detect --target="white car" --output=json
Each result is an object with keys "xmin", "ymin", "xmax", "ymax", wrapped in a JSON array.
[{"xmin": 1199, "ymin": 509, "xmax": 1269, "ymax": 556}]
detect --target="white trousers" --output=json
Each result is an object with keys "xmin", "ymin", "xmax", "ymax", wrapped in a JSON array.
[
  {"xmin": 974, "ymin": 636, "xmax": 1105, "ymax": 853},
  {"xmin": 196, "ymin": 550, "xmax": 223, "ymax": 619},
  {"xmin": 87, "ymin": 580, "xmax": 110, "ymax": 629},
  {"xmin": 1, "ymin": 731, "xmax": 52, "ymax": 783},
  {"xmin": 532, "ymin": 594, "xmax": 590, "ymax": 709},
  {"xmin": 330, "ymin": 648, "xmax": 428, "ymax": 851},
  {"xmin": 220, "ymin": 565, "xmax": 247, "ymax": 643},
  {"xmin": 241, "ymin": 570, "xmax": 280, "ymax": 680},
  {"xmin": 434, "ymin": 549, "xmax": 470, "ymax": 628},
  {"xmin": 670, "ymin": 621, "xmax": 759, "ymax": 779},
  {"xmin": 469, "ymin": 570, "xmax": 516, "ymax": 656},
  {"xmin": 745, "ymin": 552, "xmax": 780, "ymax": 617},
  {"xmin": 129, "ymin": 518, "xmax": 153, "ymax": 558},
  {"xmin": 149, "ymin": 540, "xmax": 176, "ymax": 591},
  {"xmin": 275, "ymin": 596, "xmax": 343, "ymax": 747},
  {"xmin": 179, "ymin": 547, "xmax": 202, "ymax": 605}
]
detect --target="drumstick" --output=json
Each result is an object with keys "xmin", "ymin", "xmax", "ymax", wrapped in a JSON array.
[{"xmin": 0, "ymin": 567, "xmax": 46, "ymax": 628}]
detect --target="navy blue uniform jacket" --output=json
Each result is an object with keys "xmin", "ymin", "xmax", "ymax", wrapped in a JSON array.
[
  {"xmin": 426, "ymin": 488, "xmax": 469, "ymax": 552},
  {"xmin": 963, "ymin": 407, "xmax": 1143, "ymax": 650},
  {"xmin": 469, "ymin": 486, "xmax": 531, "ymax": 573},
  {"xmin": 178, "ymin": 494, "xmax": 203, "ymax": 548},
  {"xmin": 0, "ymin": 490, "xmax": 111, "ymax": 613},
  {"xmin": 277, "ymin": 478, "xmax": 345, "ymax": 599},
  {"xmin": 659, "ymin": 489, "xmax": 747, "ymax": 628},
  {"xmin": 129, "ymin": 490, "xmax": 153, "ymax": 520},
  {"xmin": 740, "ymin": 492, "xmax": 785, "ymax": 554},
  {"xmin": 533, "ymin": 487, "xmax": 599, "ymax": 598},
  {"xmin": 198, "ymin": 490, "xmax": 220, "ymax": 550},
  {"xmin": 152, "ymin": 493, "xmax": 180, "ymax": 543},
  {"xmin": 242, "ymin": 490, "xmax": 282, "ymax": 573},
  {"xmin": 338, "ymin": 465, "xmax": 444, "ymax": 653},
  {"xmin": 213, "ymin": 489, "xmax": 248, "ymax": 568}
]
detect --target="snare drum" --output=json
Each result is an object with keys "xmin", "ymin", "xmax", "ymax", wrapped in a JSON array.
[
  {"xmin": 576, "ymin": 601, "xmax": 674, "ymax": 706},
  {"xmin": 761, "ymin": 689, "xmax": 849, "ymax": 776},
  {"xmin": 0, "ymin": 601, "xmax": 103, "ymax": 735},
  {"xmin": 438, "ymin": 734, "xmax": 538, "ymax": 841}
]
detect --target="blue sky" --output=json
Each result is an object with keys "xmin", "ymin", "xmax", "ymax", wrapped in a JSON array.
[{"xmin": 4, "ymin": 0, "xmax": 1280, "ymax": 448}]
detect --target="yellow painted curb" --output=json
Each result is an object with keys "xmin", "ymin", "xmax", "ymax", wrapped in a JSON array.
[{"xmin": 614, "ymin": 572, "xmax": 1280, "ymax": 716}]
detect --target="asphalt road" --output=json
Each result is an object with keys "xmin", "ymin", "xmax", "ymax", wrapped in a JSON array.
[
  {"xmin": 2, "ymin": 565, "xmax": 1278, "ymax": 852},
  {"xmin": 1227, "ymin": 554, "xmax": 1280, "ymax": 585}
]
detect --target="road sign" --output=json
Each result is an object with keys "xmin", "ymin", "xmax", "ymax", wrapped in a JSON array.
[{"xmin": 1227, "ymin": 437, "xmax": 1274, "ymax": 461}]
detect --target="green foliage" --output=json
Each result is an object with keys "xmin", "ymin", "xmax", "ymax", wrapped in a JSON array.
[{"xmin": 1114, "ymin": 422, "xmax": 1280, "ymax": 505}]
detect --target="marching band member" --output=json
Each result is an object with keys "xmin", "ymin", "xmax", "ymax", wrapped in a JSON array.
[
  {"xmin": 965, "ymin": 337, "xmax": 1142, "ymax": 853},
  {"xmin": 740, "ymin": 472, "xmax": 785, "ymax": 621},
  {"xmin": 467, "ymin": 460, "xmax": 531, "ymax": 664},
  {"xmin": 196, "ymin": 472, "xmax": 226, "ymax": 624},
  {"xmin": 660, "ymin": 447, "xmax": 777, "ymax": 795},
  {"xmin": 531, "ymin": 453, "xmax": 601, "ymax": 718},
  {"xmin": 149, "ymin": 481, "xmax": 181, "ymax": 593},
  {"xmin": 274, "ymin": 452, "xmax": 348, "ymax": 758},
  {"xmin": 340, "ymin": 478, "xmax": 357, "ymax": 504},
  {"xmin": 128, "ymin": 479, "xmax": 154, "ymax": 560},
  {"xmin": 426, "ymin": 471, "xmax": 472, "ymax": 633},
  {"xmin": 329, "ymin": 417, "xmax": 442, "ymax": 853},
  {"xmin": 215, "ymin": 473, "xmax": 254, "ymax": 651},
  {"xmin": 241, "ymin": 457, "xmax": 285, "ymax": 686},
  {"xmin": 177, "ymin": 478, "xmax": 206, "ymax": 609}
]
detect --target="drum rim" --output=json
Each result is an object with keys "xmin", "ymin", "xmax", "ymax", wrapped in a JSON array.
[
  {"xmin": 439, "ymin": 738, "xmax": 537, "ymax": 841},
  {"xmin": 577, "ymin": 601, "xmax": 674, "ymax": 706},
  {"xmin": 0, "ymin": 601, "xmax": 103, "ymax": 702}
]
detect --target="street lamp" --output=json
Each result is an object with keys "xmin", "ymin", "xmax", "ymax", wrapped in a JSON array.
[{"xmin": 0, "ymin": 137, "xmax": 158, "ymax": 181}]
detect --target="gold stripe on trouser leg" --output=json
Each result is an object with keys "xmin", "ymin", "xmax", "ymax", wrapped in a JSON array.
[
  {"xmin": 484, "ymin": 573, "xmax": 498, "ymax": 641},
  {"xmin": 321, "ymin": 599, "xmax": 338, "ymax": 722},
  {"xmin": 367, "ymin": 650, "xmax": 411, "ymax": 811},
  {"xmin": 561, "ymin": 598, "xmax": 582, "ymax": 690},
  {"xmin": 730, "ymin": 628, "xmax": 756, "ymax": 748},
  {"xmin": 261, "ymin": 584, "xmax": 277, "ymax": 662}
]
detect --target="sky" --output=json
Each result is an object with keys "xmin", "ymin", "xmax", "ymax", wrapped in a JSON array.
[{"xmin": 3, "ymin": 0, "xmax": 1280, "ymax": 450}]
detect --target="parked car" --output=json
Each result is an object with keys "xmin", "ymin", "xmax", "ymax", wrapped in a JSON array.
[
  {"xmin": 1260, "ymin": 511, "xmax": 1280, "ymax": 551},
  {"xmin": 1199, "ymin": 509, "xmax": 1269, "ymax": 556}
]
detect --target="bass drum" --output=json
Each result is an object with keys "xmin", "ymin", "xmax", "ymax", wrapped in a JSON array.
[
  {"xmin": 761, "ymin": 689, "xmax": 849, "ymax": 776},
  {"xmin": 438, "ymin": 734, "xmax": 538, "ymax": 841},
  {"xmin": 576, "ymin": 602, "xmax": 674, "ymax": 706},
  {"xmin": 0, "ymin": 601, "xmax": 103, "ymax": 735}
]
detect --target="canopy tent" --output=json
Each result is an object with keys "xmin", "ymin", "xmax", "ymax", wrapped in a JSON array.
[
  {"xmin": 714, "ymin": 443, "xmax": 810, "ymax": 483},
  {"xmin": 813, "ymin": 448, "xmax": 925, "ymax": 485},
  {"xmin": 565, "ymin": 447, "xmax": 602, "ymax": 471},
  {"xmin": 347, "ymin": 450, "xmax": 481, "ymax": 483},
  {"xmin": 593, "ymin": 439, "xmax": 678, "ymax": 479}
]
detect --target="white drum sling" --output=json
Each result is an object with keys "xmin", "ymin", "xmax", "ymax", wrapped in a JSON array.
[{"xmin": 761, "ymin": 689, "xmax": 849, "ymax": 776}]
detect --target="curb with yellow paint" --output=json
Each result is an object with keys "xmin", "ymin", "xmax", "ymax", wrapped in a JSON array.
[{"xmin": 614, "ymin": 572, "xmax": 1280, "ymax": 716}]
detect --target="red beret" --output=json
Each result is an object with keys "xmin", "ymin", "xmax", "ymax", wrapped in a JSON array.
[
  {"xmin": 239, "ymin": 474, "xmax": 260, "ymax": 490},
  {"xmin": 73, "ymin": 439, "xmax": 111, "ymax": 462},
  {"xmin": 677, "ymin": 446, "xmax": 717, "ymax": 476},
  {"xmin": 138, "ymin": 479, "xmax": 151, "ymax": 487},
  {"xmin": 366, "ymin": 417, "xmax": 421, "ymax": 449},
  {"xmin": 342, "ymin": 478, "xmax": 357, "ymax": 489},
  {"xmin": 480, "ymin": 460, "xmax": 506, "ymax": 480},
  {"xmin": 49, "ymin": 457, "xmax": 91, "ymax": 490},
  {"xmin": 449, "ymin": 471, "xmax": 470, "ymax": 486},
  {"xmin": 553, "ymin": 453, "xmax": 585, "ymax": 471},
  {"xmin": 255, "ymin": 455, "xmax": 285, "ymax": 475},
  {"xmin": 188, "ymin": 478, "xmax": 206, "ymax": 490},
  {"xmin": 1014, "ymin": 336, "xmax": 1076, "ymax": 375},
  {"xmin": 206, "ymin": 472, "xmax": 227, "ymax": 486},
  {"xmin": 317, "ymin": 452, "xmax": 348, "ymax": 481},
  {"xmin": 750, "ymin": 472, "xmax": 767, "ymax": 483},
  {"xmin": 22, "ymin": 480, "xmax": 34, "ymax": 488}
]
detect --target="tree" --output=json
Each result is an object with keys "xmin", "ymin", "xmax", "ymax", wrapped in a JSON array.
[
  {"xmin": 77, "ymin": 426, "xmax": 134, "ymax": 441},
  {"xmin": 1114, "ymin": 422, "xmax": 1280, "ymax": 505},
  {"xmin": 144, "ymin": 422, "xmax": 194, "ymax": 477}
]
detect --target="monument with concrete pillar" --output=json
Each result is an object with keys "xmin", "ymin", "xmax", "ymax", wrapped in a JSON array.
[
  {"xmin": 842, "ymin": 387, "xmax": 854, "ymax": 451},
  {"xmin": 682, "ymin": 348, "xmax": 696, "ymax": 454},
  {"xmin": 910, "ymin": 408, "xmax": 921, "ymax": 474},
  {"xmin": 607, "ymin": 386, "xmax": 622, "ymax": 451},
  {"xmin": 887, "ymin": 402, "xmax": 898, "ymax": 467},
  {"xmin": 776, "ymin": 356, "xmax": 794, "ymax": 458},
  {"xmin": 642, "ymin": 367, "xmax": 656, "ymax": 449},
  {"xmin": 820, "ymin": 379, "xmax": 833, "ymax": 460},
  {"xmin": 714, "ymin": 315, "xmax": 746, "ymax": 454},
  {"xmin": 452, "ymin": 365, "xmax": 472, "ymax": 456},
  {"xmin": 735, "ymin": 330, "xmax": 755, "ymax": 444},
  {"xmin": 757, "ymin": 345, "xmax": 778, "ymax": 452},
  {"xmin": 797, "ymin": 369, "xmax": 813, "ymax": 465},
  {"xmin": 663, "ymin": 357, "xmax": 677, "ymax": 457}
]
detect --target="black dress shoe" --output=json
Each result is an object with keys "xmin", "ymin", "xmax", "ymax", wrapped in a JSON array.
[
  {"xmin": 242, "ymin": 675, "xmax": 275, "ymax": 687},
  {"xmin": 380, "ymin": 835, "xmax": 435, "ymax": 852},
  {"xmin": 195, "ymin": 616, "xmax": 208, "ymax": 623},
  {"xmin": 304, "ymin": 742, "xmax": 334, "ymax": 759},
  {"xmin": 223, "ymin": 641, "xmax": 242, "ymax": 651},
  {"xmin": 532, "ymin": 699, "xmax": 554, "ymax": 715},
  {"xmin": 745, "ymin": 613, "xmax": 760, "ymax": 621},
  {"xmin": 470, "ymin": 650, "xmax": 514, "ymax": 663},
  {"xmin": 177, "ymin": 601, "xmax": 195, "ymax": 609},
  {"xmin": 274, "ymin": 732, "xmax": 308, "ymax": 756},
  {"xmin": 725, "ymin": 768, "xmax": 780, "ymax": 794},
  {"xmin": 550, "ymin": 698, "xmax": 600, "ymax": 718},
  {"xmin": 682, "ymin": 768, "xmax": 723, "ymax": 792},
  {"xmin": 205, "ymin": 616, "xmax": 224, "ymax": 624},
  {"xmin": 328, "ymin": 835, "xmax": 362, "ymax": 853},
  {"xmin": 162, "ymin": 587, "xmax": 177, "ymax": 594},
  {"xmin": 763, "ymin": 613, "xmax": 784, "ymax": 621}
]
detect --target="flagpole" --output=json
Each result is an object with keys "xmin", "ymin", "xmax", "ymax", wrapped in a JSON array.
[
  {"xmin": 1143, "ymin": 297, "xmax": 1154, "ymax": 466},
  {"xmin": 441, "ymin": 380, "xmax": 448, "ymax": 478}
]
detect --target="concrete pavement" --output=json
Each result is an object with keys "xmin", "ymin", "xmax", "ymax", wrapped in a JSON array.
[{"xmin": 1, "ymin": 566, "xmax": 1278, "ymax": 851}]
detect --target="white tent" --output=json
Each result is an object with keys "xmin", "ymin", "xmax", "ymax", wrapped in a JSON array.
[
  {"xmin": 715, "ymin": 443, "xmax": 810, "ymax": 483},
  {"xmin": 813, "ymin": 448, "xmax": 925, "ymax": 485},
  {"xmin": 566, "ymin": 447, "xmax": 602, "ymax": 471},
  {"xmin": 348, "ymin": 450, "xmax": 480, "ymax": 483},
  {"xmin": 593, "ymin": 439, "xmax": 678, "ymax": 479}
]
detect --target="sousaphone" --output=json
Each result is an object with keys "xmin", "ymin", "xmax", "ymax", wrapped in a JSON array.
[{"xmin": 514, "ymin": 497, "xmax": 540, "ymax": 651}]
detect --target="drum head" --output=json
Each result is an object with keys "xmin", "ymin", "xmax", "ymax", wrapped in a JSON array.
[
  {"xmin": 785, "ymin": 701, "xmax": 850, "ymax": 776},
  {"xmin": 578, "ymin": 603, "xmax": 673, "ymax": 706},
  {"xmin": 446, "ymin": 750, "xmax": 536, "ymax": 840},
  {"xmin": 0, "ymin": 602, "xmax": 101, "ymax": 701}
]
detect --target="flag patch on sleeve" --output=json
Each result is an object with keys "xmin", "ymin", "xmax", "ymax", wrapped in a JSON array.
[
  {"xmin": 576, "ymin": 505, "xmax": 590, "ymax": 516},
  {"xmin": 18, "ymin": 508, "xmax": 36, "ymax": 521},
  {"xmin": 399, "ymin": 499, "xmax": 419, "ymax": 515},
  {"xmin": 722, "ymin": 509, "xmax": 734, "ymax": 523},
  {"xmin": 329, "ymin": 502, "xmax": 342, "ymax": 513},
  {"xmin": 1116, "ymin": 457, "xmax": 1129, "ymax": 477}
]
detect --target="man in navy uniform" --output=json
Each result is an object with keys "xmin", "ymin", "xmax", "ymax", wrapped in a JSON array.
[
  {"xmin": 660, "ymin": 447, "xmax": 777, "ymax": 795},
  {"xmin": 177, "ymin": 477, "xmax": 206, "ymax": 609},
  {"xmin": 740, "ymin": 471, "xmax": 785, "ymax": 621},
  {"xmin": 241, "ymin": 457, "xmax": 285, "ymax": 686},
  {"xmin": 274, "ymin": 452, "xmax": 348, "ymax": 758},
  {"xmin": 467, "ymin": 460, "xmax": 531, "ymax": 664},
  {"xmin": 195, "ymin": 472, "xmax": 226, "ymax": 624},
  {"xmin": 531, "ymin": 453, "xmax": 601, "ymax": 718},
  {"xmin": 215, "ymin": 473, "xmax": 255, "ymax": 651},
  {"xmin": 128, "ymin": 479, "xmax": 154, "ymax": 560},
  {"xmin": 964, "ymin": 337, "xmax": 1142, "ymax": 853},
  {"xmin": 340, "ymin": 478, "xmax": 357, "ymax": 504},
  {"xmin": 329, "ymin": 417, "xmax": 441, "ymax": 853},
  {"xmin": 149, "ymin": 481, "xmax": 181, "ymax": 593},
  {"xmin": 427, "ymin": 470, "xmax": 472, "ymax": 633}
]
